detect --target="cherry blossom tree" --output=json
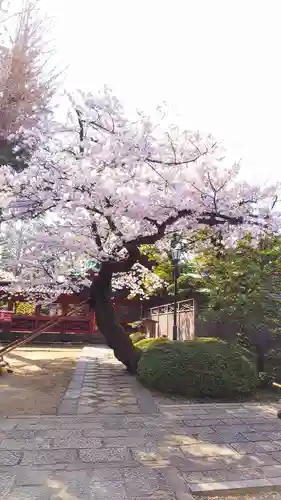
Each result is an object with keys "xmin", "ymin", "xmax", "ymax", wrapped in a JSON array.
[
  {"xmin": 0, "ymin": 0, "xmax": 57, "ymax": 170},
  {"xmin": 1, "ymin": 88, "xmax": 279, "ymax": 372},
  {"xmin": 0, "ymin": 219, "xmax": 164, "ymax": 300}
]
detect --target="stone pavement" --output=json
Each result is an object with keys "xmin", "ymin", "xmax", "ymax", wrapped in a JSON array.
[
  {"xmin": 57, "ymin": 346, "xmax": 157, "ymax": 416},
  {"xmin": 1, "ymin": 347, "xmax": 281, "ymax": 498}
]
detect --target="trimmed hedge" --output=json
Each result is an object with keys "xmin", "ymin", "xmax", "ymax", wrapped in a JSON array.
[
  {"xmin": 134, "ymin": 336, "xmax": 170, "ymax": 351},
  {"xmin": 266, "ymin": 349, "xmax": 281, "ymax": 381},
  {"xmin": 137, "ymin": 338, "xmax": 258, "ymax": 398},
  {"xmin": 129, "ymin": 332, "xmax": 146, "ymax": 344}
]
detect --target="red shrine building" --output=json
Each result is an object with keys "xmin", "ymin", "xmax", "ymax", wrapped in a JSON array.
[{"xmin": 0, "ymin": 282, "xmax": 144, "ymax": 344}]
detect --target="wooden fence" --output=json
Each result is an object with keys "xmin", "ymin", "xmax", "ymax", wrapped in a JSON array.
[{"xmin": 149, "ymin": 299, "xmax": 195, "ymax": 340}]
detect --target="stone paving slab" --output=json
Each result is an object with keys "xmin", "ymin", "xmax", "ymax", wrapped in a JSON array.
[
  {"xmin": 3, "ymin": 412, "xmax": 281, "ymax": 497},
  {"xmin": 3, "ymin": 346, "xmax": 281, "ymax": 498},
  {"xmin": 58, "ymin": 346, "xmax": 157, "ymax": 417}
]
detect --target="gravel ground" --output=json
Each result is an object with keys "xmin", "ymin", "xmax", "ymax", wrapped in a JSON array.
[{"xmin": 0, "ymin": 346, "xmax": 81, "ymax": 415}]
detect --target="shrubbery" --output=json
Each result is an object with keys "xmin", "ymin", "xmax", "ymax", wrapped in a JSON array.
[
  {"xmin": 137, "ymin": 338, "xmax": 258, "ymax": 399},
  {"xmin": 258, "ymin": 371, "xmax": 276, "ymax": 389},
  {"xmin": 266, "ymin": 348, "xmax": 281, "ymax": 381},
  {"xmin": 134, "ymin": 336, "xmax": 170, "ymax": 351},
  {"xmin": 129, "ymin": 332, "xmax": 146, "ymax": 344}
]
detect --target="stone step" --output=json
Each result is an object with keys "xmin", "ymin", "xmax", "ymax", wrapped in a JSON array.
[{"xmin": 190, "ymin": 477, "xmax": 281, "ymax": 496}]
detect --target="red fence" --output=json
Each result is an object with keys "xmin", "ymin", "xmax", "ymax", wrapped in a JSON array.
[
  {"xmin": 0, "ymin": 300, "xmax": 143, "ymax": 342},
  {"xmin": 0, "ymin": 312, "xmax": 97, "ymax": 335}
]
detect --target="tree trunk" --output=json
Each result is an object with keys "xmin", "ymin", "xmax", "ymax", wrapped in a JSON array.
[{"xmin": 88, "ymin": 267, "xmax": 141, "ymax": 374}]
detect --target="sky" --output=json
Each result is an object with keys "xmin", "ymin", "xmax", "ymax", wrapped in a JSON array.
[{"xmin": 43, "ymin": 0, "xmax": 280, "ymax": 185}]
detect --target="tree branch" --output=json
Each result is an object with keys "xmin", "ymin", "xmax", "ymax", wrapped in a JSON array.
[
  {"xmin": 102, "ymin": 209, "xmax": 245, "ymax": 276},
  {"xmin": 145, "ymin": 151, "xmax": 205, "ymax": 166},
  {"xmin": 135, "ymin": 209, "xmax": 244, "ymax": 247},
  {"xmin": 91, "ymin": 221, "xmax": 102, "ymax": 250},
  {"xmin": 76, "ymin": 109, "xmax": 84, "ymax": 154},
  {"xmin": 145, "ymin": 142, "xmax": 215, "ymax": 167},
  {"xmin": 105, "ymin": 244, "xmax": 141, "ymax": 274},
  {"xmin": 103, "ymin": 197, "xmax": 123, "ymax": 237}
]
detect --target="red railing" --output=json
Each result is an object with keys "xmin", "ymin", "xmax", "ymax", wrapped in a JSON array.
[
  {"xmin": 0, "ymin": 313, "xmax": 97, "ymax": 335},
  {"xmin": 0, "ymin": 302, "xmax": 136, "ymax": 336}
]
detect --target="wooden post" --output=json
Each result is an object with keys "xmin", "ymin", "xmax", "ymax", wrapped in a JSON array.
[
  {"xmin": 61, "ymin": 301, "xmax": 68, "ymax": 340},
  {"xmin": 157, "ymin": 309, "xmax": 160, "ymax": 338},
  {"xmin": 192, "ymin": 299, "xmax": 196, "ymax": 339},
  {"xmin": 7, "ymin": 299, "xmax": 13, "ymax": 312},
  {"xmin": 35, "ymin": 305, "xmax": 40, "ymax": 331}
]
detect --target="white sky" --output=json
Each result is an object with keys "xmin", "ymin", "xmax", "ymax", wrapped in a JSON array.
[{"xmin": 44, "ymin": 0, "xmax": 280, "ymax": 185}]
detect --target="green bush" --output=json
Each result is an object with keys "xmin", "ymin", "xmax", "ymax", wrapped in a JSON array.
[
  {"xmin": 135, "ymin": 336, "xmax": 170, "ymax": 351},
  {"xmin": 266, "ymin": 348, "xmax": 281, "ymax": 364},
  {"xmin": 137, "ymin": 338, "xmax": 258, "ymax": 398},
  {"xmin": 129, "ymin": 332, "xmax": 146, "ymax": 344},
  {"xmin": 194, "ymin": 337, "xmax": 221, "ymax": 344},
  {"xmin": 258, "ymin": 371, "xmax": 276, "ymax": 389},
  {"xmin": 266, "ymin": 349, "xmax": 281, "ymax": 381}
]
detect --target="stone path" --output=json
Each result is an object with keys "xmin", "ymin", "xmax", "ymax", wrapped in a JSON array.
[
  {"xmin": 1, "ymin": 347, "xmax": 281, "ymax": 498},
  {"xmin": 58, "ymin": 346, "xmax": 157, "ymax": 416}
]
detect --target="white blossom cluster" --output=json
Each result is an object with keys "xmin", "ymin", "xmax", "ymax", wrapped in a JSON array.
[{"xmin": 0, "ymin": 88, "xmax": 279, "ymax": 301}]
